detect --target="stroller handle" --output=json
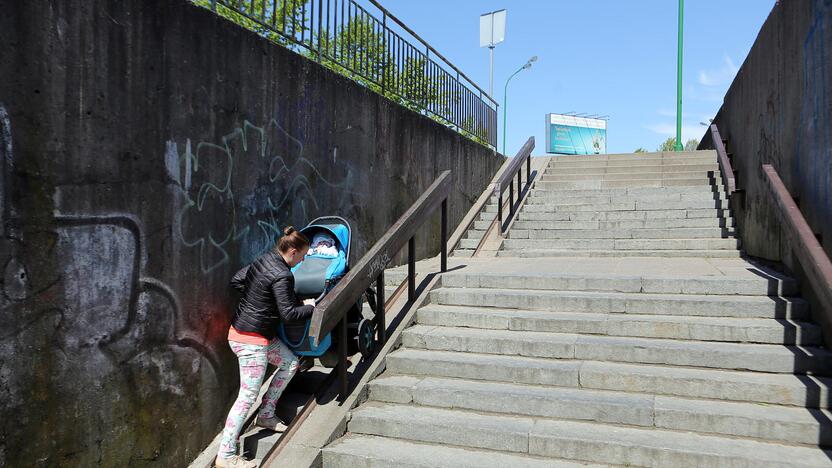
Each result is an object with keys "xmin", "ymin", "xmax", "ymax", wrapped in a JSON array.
[{"xmin": 307, "ymin": 215, "xmax": 352, "ymax": 263}]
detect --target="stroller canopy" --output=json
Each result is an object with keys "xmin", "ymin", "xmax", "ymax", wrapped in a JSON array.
[{"xmin": 292, "ymin": 221, "xmax": 350, "ymax": 297}]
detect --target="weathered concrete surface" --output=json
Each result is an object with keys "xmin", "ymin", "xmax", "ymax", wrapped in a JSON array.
[
  {"xmin": 0, "ymin": 0, "xmax": 501, "ymax": 466},
  {"xmin": 700, "ymin": 2, "xmax": 831, "ymax": 265}
]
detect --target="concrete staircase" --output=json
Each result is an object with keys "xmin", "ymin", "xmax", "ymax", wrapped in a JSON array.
[
  {"xmin": 499, "ymin": 151, "xmax": 740, "ymax": 258},
  {"xmin": 320, "ymin": 151, "xmax": 832, "ymax": 467}
]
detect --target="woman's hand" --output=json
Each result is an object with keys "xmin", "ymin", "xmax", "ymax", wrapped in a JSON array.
[{"xmin": 303, "ymin": 298, "xmax": 316, "ymax": 306}]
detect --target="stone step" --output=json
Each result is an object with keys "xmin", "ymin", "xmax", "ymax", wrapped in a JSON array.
[
  {"xmin": 547, "ymin": 161, "xmax": 719, "ymax": 171},
  {"xmin": 535, "ymin": 178, "xmax": 722, "ymax": 189},
  {"xmin": 503, "ymin": 217, "xmax": 735, "ymax": 230},
  {"xmin": 416, "ymin": 304, "xmax": 817, "ymax": 344},
  {"xmin": 385, "ymin": 349, "xmax": 832, "ymax": 408},
  {"xmin": 525, "ymin": 192, "xmax": 729, "ymax": 205},
  {"xmin": 440, "ymin": 271, "xmax": 798, "ymax": 296},
  {"xmin": 323, "ymin": 434, "xmax": 604, "ymax": 468},
  {"xmin": 450, "ymin": 249, "xmax": 474, "ymax": 258},
  {"xmin": 516, "ymin": 208, "xmax": 731, "ymax": 221},
  {"xmin": 530, "ymin": 185, "xmax": 726, "ymax": 197},
  {"xmin": 511, "ymin": 199, "xmax": 729, "ymax": 212},
  {"xmin": 347, "ymin": 403, "xmax": 832, "ymax": 467},
  {"xmin": 549, "ymin": 150, "xmax": 715, "ymax": 162},
  {"xmin": 369, "ymin": 375, "xmax": 832, "ymax": 446},
  {"xmin": 541, "ymin": 170, "xmax": 720, "ymax": 182},
  {"xmin": 500, "ymin": 238, "xmax": 741, "ymax": 251},
  {"xmin": 546, "ymin": 163, "xmax": 718, "ymax": 174},
  {"xmin": 400, "ymin": 325, "xmax": 832, "ymax": 374},
  {"xmin": 496, "ymin": 248, "xmax": 744, "ymax": 258},
  {"xmin": 429, "ymin": 288, "xmax": 808, "ymax": 320},
  {"xmin": 508, "ymin": 227, "xmax": 736, "ymax": 240},
  {"xmin": 464, "ymin": 229, "xmax": 486, "ymax": 241}
]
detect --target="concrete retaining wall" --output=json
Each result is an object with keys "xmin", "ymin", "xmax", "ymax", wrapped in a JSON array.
[
  {"xmin": 0, "ymin": 0, "xmax": 501, "ymax": 466},
  {"xmin": 700, "ymin": 1, "xmax": 831, "ymax": 270}
]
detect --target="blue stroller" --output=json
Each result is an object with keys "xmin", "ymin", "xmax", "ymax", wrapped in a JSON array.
[{"xmin": 277, "ymin": 216, "xmax": 378, "ymax": 365}]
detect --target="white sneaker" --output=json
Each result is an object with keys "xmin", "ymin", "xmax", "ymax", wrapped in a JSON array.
[
  {"xmin": 255, "ymin": 414, "xmax": 288, "ymax": 432},
  {"xmin": 215, "ymin": 454, "xmax": 259, "ymax": 467}
]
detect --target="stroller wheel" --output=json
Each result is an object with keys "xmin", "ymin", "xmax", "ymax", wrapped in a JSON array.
[{"xmin": 356, "ymin": 318, "xmax": 376, "ymax": 359}]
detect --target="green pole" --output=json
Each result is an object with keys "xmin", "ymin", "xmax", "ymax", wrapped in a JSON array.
[
  {"xmin": 675, "ymin": 0, "xmax": 684, "ymax": 151},
  {"xmin": 502, "ymin": 66, "xmax": 525, "ymax": 156}
]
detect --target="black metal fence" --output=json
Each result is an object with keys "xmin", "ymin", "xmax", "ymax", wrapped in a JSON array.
[{"xmin": 194, "ymin": 0, "xmax": 498, "ymax": 148}]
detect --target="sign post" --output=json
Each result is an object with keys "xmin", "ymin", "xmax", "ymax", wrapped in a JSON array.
[{"xmin": 480, "ymin": 9, "xmax": 506, "ymax": 98}]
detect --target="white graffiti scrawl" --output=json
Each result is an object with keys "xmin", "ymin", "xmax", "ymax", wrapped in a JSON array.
[{"xmin": 170, "ymin": 118, "xmax": 360, "ymax": 273}]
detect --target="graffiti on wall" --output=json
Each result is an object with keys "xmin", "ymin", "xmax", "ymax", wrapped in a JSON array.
[
  {"xmin": 0, "ymin": 104, "xmax": 227, "ymax": 466},
  {"xmin": 169, "ymin": 118, "xmax": 362, "ymax": 274},
  {"xmin": 797, "ymin": 0, "xmax": 832, "ymax": 227}
]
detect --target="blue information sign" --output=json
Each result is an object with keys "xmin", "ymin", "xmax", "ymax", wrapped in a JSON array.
[{"xmin": 545, "ymin": 114, "xmax": 607, "ymax": 155}]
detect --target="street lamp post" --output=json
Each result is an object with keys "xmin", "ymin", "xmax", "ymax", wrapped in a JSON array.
[
  {"xmin": 675, "ymin": 0, "xmax": 685, "ymax": 151},
  {"xmin": 502, "ymin": 56, "xmax": 537, "ymax": 155}
]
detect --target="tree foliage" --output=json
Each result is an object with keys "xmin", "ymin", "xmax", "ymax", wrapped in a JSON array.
[
  {"xmin": 657, "ymin": 137, "xmax": 699, "ymax": 152},
  {"xmin": 192, "ymin": 1, "xmax": 491, "ymax": 147},
  {"xmin": 192, "ymin": 0, "xmax": 308, "ymax": 45}
]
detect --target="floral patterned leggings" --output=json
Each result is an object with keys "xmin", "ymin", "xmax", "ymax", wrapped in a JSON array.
[{"xmin": 218, "ymin": 339, "xmax": 299, "ymax": 458}]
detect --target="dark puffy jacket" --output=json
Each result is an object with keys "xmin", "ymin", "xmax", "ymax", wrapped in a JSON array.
[{"xmin": 230, "ymin": 251, "xmax": 314, "ymax": 340}]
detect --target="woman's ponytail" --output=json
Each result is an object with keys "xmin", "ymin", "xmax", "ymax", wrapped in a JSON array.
[{"xmin": 275, "ymin": 226, "xmax": 310, "ymax": 253}]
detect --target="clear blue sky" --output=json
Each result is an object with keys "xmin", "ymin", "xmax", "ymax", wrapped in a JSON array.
[{"xmin": 380, "ymin": 0, "xmax": 774, "ymax": 154}]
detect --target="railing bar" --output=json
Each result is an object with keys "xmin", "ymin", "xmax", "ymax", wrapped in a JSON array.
[
  {"xmin": 337, "ymin": 315, "xmax": 348, "ymax": 401},
  {"xmin": 338, "ymin": 0, "xmax": 344, "ymax": 60},
  {"xmin": 324, "ymin": 0, "xmax": 330, "ymax": 56},
  {"xmin": 364, "ymin": 0, "xmax": 496, "ymax": 105},
  {"xmin": 195, "ymin": 0, "xmax": 496, "ymax": 148},
  {"xmin": 441, "ymin": 199, "xmax": 448, "ymax": 273},
  {"xmin": 498, "ymin": 193, "xmax": 504, "ymax": 234},
  {"xmin": 763, "ymin": 164, "xmax": 832, "ymax": 331},
  {"xmin": 303, "ymin": 0, "xmax": 309, "ymax": 44},
  {"xmin": 408, "ymin": 236, "xmax": 416, "ymax": 302},
  {"xmin": 375, "ymin": 271, "xmax": 386, "ymax": 346},
  {"xmin": 271, "ymin": 0, "xmax": 277, "ymax": 29}
]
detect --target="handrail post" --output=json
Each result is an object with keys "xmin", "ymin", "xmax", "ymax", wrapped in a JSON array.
[
  {"xmin": 509, "ymin": 180, "xmax": 515, "ymax": 218},
  {"xmin": 375, "ymin": 271, "xmax": 386, "ymax": 346},
  {"xmin": 381, "ymin": 12, "xmax": 387, "ymax": 96},
  {"xmin": 316, "ymin": 0, "xmax": 323, "ymax": 62},
  {"xmin": 337, "ymin": 315, "xmax": 348, "ymax": 402},
  {"xmin": 408, "ymin": 236, "xmax": 416, "ymax": 302},
  {"xmin": 440, "ymin": 199, "xmax": 448, "ymax": 272},
  {"xmin": 498, "ymin": 192, "xmax": 504, "ymax": 234},
  {"xmin": 526, "ymin": 156, "xmax": 531, "ymax": 181}
]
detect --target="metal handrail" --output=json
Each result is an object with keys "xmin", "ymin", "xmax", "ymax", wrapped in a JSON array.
[
  {"xmin": 709, "ymin": 124, "xmax": 737, "ymax": 195},
  {"xmin": 763, "ymin": 164, "xmax": 832, "ymax": 330},
  {"xmin": 494, "ymin": 136, "xmax": 534, "ymax": 235},
  {"xmin": 195, "ymin": 0, "xmax": 497, "ymax": 148},
  {"xmin": 365, "ymin": 0, "xmax": 497, "ymax": 107},
  {"xmin": 309, "ymin": 170, "xmax": 451, "ymax": 398}
]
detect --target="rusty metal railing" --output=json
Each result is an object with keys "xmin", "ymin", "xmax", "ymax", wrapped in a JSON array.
[
  {"xmin": 708, "ymin": 124, "xmax": 737, "ymax": 195},
  {"xmin": 763, "ymin": 165, "xmax": 832, "ymax": 331},
  {"xmin": 309, "ymin": 170, "xmax": 450, "ymax": 399},
  {"xmin": 495, "ymin": 137, "xmax": 534, "ymax": 235}
]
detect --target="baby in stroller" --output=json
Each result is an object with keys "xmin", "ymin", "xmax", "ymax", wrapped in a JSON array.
[{"xmin": 279, "ymin": 217, "xmax": 378, "ymax": 365}]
